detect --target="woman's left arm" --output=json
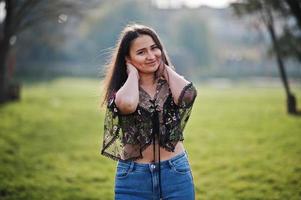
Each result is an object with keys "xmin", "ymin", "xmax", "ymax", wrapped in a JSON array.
[{"xmin": 163, "ymin": 64, "xmax": 197, "ymax": 106}]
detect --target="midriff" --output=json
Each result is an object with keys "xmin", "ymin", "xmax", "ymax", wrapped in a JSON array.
[{"xmin": 134, "ymin": 141, "xmax": 185, "ymax": 163}]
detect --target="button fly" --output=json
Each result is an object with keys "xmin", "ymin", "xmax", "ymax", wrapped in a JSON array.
[{"xmin": 150, "ymin": 164, "xmax": 156, "ymax": 170}]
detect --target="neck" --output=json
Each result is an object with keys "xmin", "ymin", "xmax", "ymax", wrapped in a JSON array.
[{"xmin": 139, "ymin": 73, "xmax": 156, "ymax": 87}]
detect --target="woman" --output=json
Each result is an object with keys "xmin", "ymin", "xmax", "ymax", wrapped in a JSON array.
[{"xmin": 101, "ymin": 23, "xmax": 197, "ymax": 200}]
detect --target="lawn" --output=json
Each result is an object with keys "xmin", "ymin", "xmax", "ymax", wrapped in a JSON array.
[{"xmin": 0, "ymin": 78, "xmax": 300, "ymax": 200}]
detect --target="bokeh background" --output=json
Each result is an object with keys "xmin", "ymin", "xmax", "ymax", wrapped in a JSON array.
[{"xmin": 0, "ymin": 0, "xmax": 300, "ymax": 199}]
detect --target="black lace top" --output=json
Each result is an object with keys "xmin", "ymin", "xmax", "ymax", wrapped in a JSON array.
[{"xmin": 100, "ymin": 78, "xmax": 197, "ymax": 161}]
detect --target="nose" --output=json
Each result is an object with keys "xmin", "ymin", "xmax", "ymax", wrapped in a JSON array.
[{"xmin": 146, "ymin": 51, "xmax": 156, "ymax": 60}]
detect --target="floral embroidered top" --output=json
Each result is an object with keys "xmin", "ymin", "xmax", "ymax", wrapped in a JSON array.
[{"xmin": 101, "ymin": 78, "xmax": 197, "ymax": 161}]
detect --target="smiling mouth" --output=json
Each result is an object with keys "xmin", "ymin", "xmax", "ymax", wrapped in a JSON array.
[{"xmin": 146, "ymin": 61, "xmax": 157, "ymax": 65}]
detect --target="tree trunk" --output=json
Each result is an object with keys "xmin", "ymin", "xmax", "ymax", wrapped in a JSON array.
[
  {"xmin": 0, "ymin": 0, "xmax": 17, "ymax": 104},
  {"xmin": 266, "ymin": 10, "xmax": 297, "ymax": 114},
  {"xmin": 0, "ymin": 61, "xmax": 6, "ymax": 103},
  {"xmin": 0, "ymin": 38, "xmax": 10, "ymax": 104}
]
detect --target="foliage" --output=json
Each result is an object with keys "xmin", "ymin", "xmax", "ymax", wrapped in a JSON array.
[
  {"xmin": 0, "ymin": 0, "xmax": 102, "ymax": 103},
  {"xmin": 14, "ymin": 0, "xmax": 214, "ymax": 79},
  {"xmin": 231, "ymin": 0, "xmax": 301, "ymax": 62}
]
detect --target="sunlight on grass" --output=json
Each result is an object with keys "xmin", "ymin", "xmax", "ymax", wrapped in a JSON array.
[{"xmin": 0, "ymin": 78, "xmax": 300, "ymax": 200}]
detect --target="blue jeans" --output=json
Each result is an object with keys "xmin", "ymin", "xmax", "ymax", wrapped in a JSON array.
[{"xmin": 114, "ymin": 151, "xmax": 195, "ymax": 200}]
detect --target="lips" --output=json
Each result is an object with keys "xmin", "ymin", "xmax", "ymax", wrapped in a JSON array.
[{"xmin": 146, "ymin": 60, "xmax": 157, "ymax": 65}]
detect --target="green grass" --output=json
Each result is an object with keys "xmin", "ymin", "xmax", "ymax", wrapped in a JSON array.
[{"xmin": 0, "ymin": 78, "xmax": 300, "ymax": 200}]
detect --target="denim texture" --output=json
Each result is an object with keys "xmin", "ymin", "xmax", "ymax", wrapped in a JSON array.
[{"xmin": 114, "ymin": 151, "xmax": 195, "ymax": 200}]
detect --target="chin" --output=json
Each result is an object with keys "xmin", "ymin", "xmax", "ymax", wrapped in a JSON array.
[
  {"xmin": 141, "ymin": 65, "xmax": 159, "ymax": 73},
  {"xmin": 142, "ymin": 70, "xmax": 157, "ymax": 75}
]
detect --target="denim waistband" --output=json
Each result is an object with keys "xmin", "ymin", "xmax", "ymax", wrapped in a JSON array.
[{"xmin": 117, "ymin": 150, "xmax": 188, "ymax": 171}]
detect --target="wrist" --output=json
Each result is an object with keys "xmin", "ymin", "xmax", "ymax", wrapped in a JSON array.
[{"xmin": 129, "ymin": 69, "xmax": 139, "ymax": 80}]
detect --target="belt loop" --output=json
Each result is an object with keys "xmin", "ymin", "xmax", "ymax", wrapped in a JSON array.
[
  {"xmin": 129, "ymin": 161, "xmax": 135, "ymax": 172},
  {"xmin": 168, "ymin": 159, "xmax": 173, "ymax": 169}
]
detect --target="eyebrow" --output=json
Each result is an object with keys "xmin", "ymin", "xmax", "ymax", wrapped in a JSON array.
[{"xmin": 135, "ymin": 44, "xmax": 158, "ymax": 53}]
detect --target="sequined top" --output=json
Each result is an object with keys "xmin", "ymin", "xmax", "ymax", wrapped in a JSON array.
[{"xmin": 100, "ymin": 78, "xmax": 197, "ymax": 161}]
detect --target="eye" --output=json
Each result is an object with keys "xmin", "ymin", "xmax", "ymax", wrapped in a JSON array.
[
  {"xmin": 137, "ymin": 51, "xmax": 144, "ymax": 55},
  {"xmin": 151, "ymin": 46, "xmax": 159, "ymax": 50}
]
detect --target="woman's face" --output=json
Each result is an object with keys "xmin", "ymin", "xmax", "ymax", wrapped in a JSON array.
[{"xmin": 126, "ymin": 34, "xmax": 162, "ymax": 74}]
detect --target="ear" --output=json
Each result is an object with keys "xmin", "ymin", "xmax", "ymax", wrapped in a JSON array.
[{"xmin": 125, "ymin": 56, "xmax": 131, "ymax": 63}]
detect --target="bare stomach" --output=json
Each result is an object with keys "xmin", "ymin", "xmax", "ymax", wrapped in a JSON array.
[{"xmin": 134, "ymin": 141, "xmax": 185, "ymax": 163}]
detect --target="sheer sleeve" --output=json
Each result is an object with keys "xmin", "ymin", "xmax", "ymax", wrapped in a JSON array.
[
  {"xmin": 101, "ymin": 92, "xmax": 150, "ymax": 161},
  {"xmin": 101, "ymin": 92, "xmax": 122, "ymax": 160},
  {"xmin": 178, "ymin": 82, "xmax": 197, "ymax": 131}
]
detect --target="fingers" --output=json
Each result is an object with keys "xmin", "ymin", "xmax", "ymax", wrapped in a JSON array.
[
  {"xmin": 126, "ymin": 61, "xmax": 134, "ymax": 68},
  {"xmin": 158, "ymin": 59, "xmax": 166, "ymax": 78},
  {"xmin": 126, "ymin": 62, "xmax": 139, "ymax": 79},
  {"xmin": 126, "ymin": 62, "xmax": 136, "ymax": 73}
]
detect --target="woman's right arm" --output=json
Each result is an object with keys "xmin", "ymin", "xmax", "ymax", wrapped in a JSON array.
[{"xmin": 115, "ymin": 63, "xmax": 139, "ymax": 114}]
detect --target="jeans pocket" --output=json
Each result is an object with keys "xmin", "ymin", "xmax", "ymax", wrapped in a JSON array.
[
  {"xmin": 170, "ymin": 156, "xmax": 191, "ymax": 175},
  {"xmin": 116, "ymin": 162, "xmax": 131, "ymax": 179}
]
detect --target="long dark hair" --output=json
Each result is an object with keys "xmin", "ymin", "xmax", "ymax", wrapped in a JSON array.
[{"xmin": 101, "ymin": 23, "xmax": 172, "ymax": 106}]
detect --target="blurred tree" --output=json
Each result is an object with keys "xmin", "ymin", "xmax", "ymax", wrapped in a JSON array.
[
  {"xmin": 284, "ymin": 0, "xmax": 301, "ymax": 29},
  {"xmin": 231, "ymin": 0, "xmax": 300, "ymax": 114},
  {"xmin": 261, "ymin": 0, "xmax": 301, "ymax": 62},
  {"xmin": 0, "ymin": 0, "xmax": 100, "ymax": 104},
  {"xmin": 176, "ymin": 16, "xmax": 212, "ymax": 68}
]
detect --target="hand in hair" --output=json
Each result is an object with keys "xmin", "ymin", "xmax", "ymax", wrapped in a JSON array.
[
  {"xmin": 126, "ymin": 62, "xmax": 140, "ymax": 80},
  {"xmin": 156, "ymin": 59, "xmax": 168, "ymax": 80}
]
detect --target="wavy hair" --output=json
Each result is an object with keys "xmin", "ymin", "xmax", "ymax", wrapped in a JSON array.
[{"xmin": 101, "ymin": 23, "xmax": 172, "ymax": 106}]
